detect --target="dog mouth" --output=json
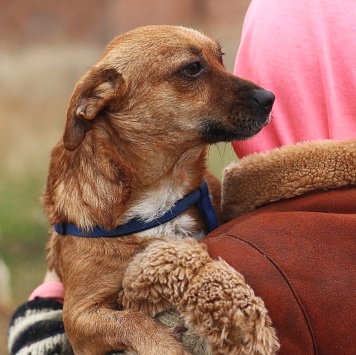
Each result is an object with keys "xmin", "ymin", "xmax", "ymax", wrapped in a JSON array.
[
  {"xmin": 199, "ymin": 88, "xmax": 274, "ymax": 143},
  {"xmin": 200, "ymin": 114, "xmax": 271, "ymax": 143}
]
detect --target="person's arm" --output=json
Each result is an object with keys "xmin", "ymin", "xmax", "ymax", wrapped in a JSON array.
[
  {"xmin": 8, "ymin": 271, "xmax": 207, "ymax": 355},
  {"xmin": 28, "ymin": 269, "xmax": 64, "ymax": 303},
  {"xmin": 7, "ymin": 297, "xmax": 72, "ymax": 355},
  {"xmin": 7, "ymin": 270, "xmax": 73, "ymax": 355}
]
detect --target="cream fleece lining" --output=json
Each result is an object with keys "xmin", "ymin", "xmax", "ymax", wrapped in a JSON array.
[{"xmin": 222, "ymin": 140, "xmax": 356, "ymax": 220}]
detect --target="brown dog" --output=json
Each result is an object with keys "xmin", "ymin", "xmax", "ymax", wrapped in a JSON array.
[{"xmin": 44, "ymin": 25, "xmax": 276, "ymax": 354}]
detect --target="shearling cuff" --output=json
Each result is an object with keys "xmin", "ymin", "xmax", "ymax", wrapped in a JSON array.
[{"xmin": 222, "ymin": 139, "xmax": 356, "ymax": 220}]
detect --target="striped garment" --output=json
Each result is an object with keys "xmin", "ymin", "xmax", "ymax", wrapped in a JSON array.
[
  {"xmin": 8, "ymin": 298, "xmax": 208, "ymax": 354},
  {"xmin": 8, "ymin": 298, "xmax": 73, "ymax": 355}
]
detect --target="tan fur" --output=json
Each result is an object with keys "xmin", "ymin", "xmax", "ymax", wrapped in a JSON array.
[
  {"xmin": 44, "ymin": 25, "xmax": 277, "ymax": 354},
  {"xmin": 222, "ymin": 139, "xmax": 356, "ymax": 220}
]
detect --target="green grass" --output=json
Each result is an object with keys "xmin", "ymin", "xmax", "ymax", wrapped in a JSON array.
[
  {"xmin": 207, "ymin": 143, "xmax": 237, "ymax": 180},
  {"xmin": 0, "ymin": 174, "xmax": 49, "ymax": 304},
  {"xmin": 0, "ymin": 175, "xmax": 47, "ymax": 240}
]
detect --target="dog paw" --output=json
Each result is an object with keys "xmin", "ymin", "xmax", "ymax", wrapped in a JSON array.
[{"xmin": 180, "ymin": 259, "xmax": 280, "ymax": 355}]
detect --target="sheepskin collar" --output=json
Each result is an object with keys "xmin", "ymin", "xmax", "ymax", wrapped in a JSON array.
[{"xmin": 222, "ymin": 139, "xmax": 356, "ymax": 220}]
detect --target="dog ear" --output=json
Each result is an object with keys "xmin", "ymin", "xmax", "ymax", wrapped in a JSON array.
[{"xmin": 63, "ymin": 67, "xmax": 124, "ymax": 151}]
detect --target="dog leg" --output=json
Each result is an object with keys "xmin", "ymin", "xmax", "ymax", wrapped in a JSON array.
[
  {"xmin": 120, "ymin": 238, "xmax": 279, "ymax": 355},
  {"xmin": 63, "ymin": 306, "xmax": 190, "ymax": 355}
]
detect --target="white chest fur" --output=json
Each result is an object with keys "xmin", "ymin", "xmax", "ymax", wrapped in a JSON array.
[{"xmin": 124, "ymin": 181, "xmax": 205, "ymax": 240}]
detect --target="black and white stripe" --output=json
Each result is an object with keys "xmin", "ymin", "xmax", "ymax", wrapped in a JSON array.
[
  {"xmin": 8, "ymin": 299, "xmax": 207, "ymax": 354},
  {"xmin": 8, "ymin": 298, "xmax": 73, "ymax": 355}
]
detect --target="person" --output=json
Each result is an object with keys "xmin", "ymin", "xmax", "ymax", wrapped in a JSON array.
[
  {"xmin": 232, "ymin": 0, "xmax": 356, "ymax": 157},
  {"xmin": 8, "ymin": 1, "xmax": 356, "ymax": 354},
  {"xmin": 208, "ymin": 3, "xmax": 355, "ymax": 353},
  {"xmin": 7, "ymin": 270, "xmax": 72, "ymax": 355},
  {"xmin": 204, "ymin": 138, "xmax": 356, "ymax": 355}
]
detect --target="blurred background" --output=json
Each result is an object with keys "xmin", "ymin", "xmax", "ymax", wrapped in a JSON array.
[{"xmin": 0, "ymin": 0, "xmax": 251, "ymax": 350}]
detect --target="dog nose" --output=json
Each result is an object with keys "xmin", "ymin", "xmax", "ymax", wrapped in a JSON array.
[{"xmin": 253, "ymin": 89, "xmax": 275, "ymax": 112}]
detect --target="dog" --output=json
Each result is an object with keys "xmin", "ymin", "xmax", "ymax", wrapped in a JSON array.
[{"xmin": 44, "ymin": 25, "xmax": 275, "ymax": 354}]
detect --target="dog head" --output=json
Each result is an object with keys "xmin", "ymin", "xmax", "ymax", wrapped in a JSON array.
[{"xmin": 63, "ymin": 25, "xmax": 274, "ymax": 152}]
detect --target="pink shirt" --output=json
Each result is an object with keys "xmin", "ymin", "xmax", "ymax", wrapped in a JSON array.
[{"xmin": 232, "ymin": 0, "xmax": 356, "ymax": 157}]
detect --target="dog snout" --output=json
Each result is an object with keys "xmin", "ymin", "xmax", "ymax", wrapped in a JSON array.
[{"xmin": 252, "ymin": 89, "xmax": 275, "ymax": 113}]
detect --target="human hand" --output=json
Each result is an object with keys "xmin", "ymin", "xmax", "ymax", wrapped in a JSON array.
[{"xmin": 43, "ymin": 268, "xmax": 61, "ymax": 283}]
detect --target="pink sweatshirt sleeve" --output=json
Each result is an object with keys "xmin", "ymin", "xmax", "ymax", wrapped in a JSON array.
[
  {"xmin": 233, "ymin": 0, "xmax": 356, "ymax": 158},
  {"xmin": 28, "ymin": 282, "xmax": 64, "ymax": 303}
]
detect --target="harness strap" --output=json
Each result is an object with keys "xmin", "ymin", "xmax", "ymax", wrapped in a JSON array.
[{"xmin": 54, "ymin": 181, "xmax": 219, "ymax": 238}]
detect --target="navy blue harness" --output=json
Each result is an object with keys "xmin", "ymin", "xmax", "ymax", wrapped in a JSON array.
[{"xmin": 54, "ymin": 181, "xmax": 219, "ymax": 238}]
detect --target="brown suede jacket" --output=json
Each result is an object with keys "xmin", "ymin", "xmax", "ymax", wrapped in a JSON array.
[{"xmin": 204, "ymin": 139, "xmax": 356, "ymax": 355}]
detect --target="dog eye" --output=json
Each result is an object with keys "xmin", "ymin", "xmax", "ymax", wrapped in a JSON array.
[{"xmin": 182, "ymin": 61, "xmax": 204, "ymax": 77}]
